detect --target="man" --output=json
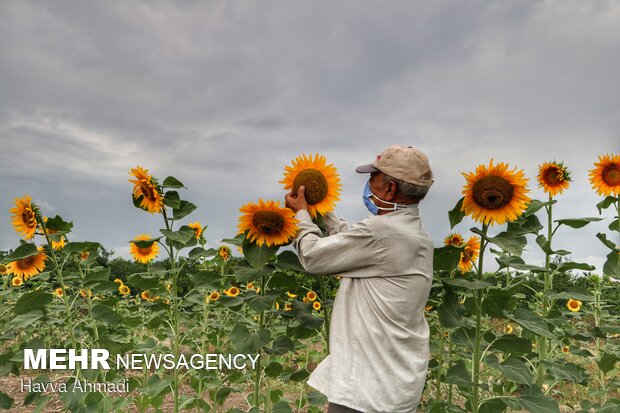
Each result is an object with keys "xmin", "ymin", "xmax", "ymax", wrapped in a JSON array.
[{"xmin": 285, "ymin": 145, "xmax": 434, "ymax": 413}]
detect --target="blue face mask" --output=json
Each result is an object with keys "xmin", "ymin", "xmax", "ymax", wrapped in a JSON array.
[{"xmin": 363, "ymin": 181, "xmax": 409, "ymax": 215}]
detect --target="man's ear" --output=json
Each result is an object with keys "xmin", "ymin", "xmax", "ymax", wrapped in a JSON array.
[{"xmin": 383, "ymin": 181, "xmax": 397, "ymax": 201}]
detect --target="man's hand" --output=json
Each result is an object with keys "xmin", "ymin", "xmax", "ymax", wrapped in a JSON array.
[{"xmin": 285, "ymin": 186, "xmax": 308, "ymax": 213}]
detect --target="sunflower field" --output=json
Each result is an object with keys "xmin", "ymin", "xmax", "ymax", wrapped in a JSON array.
[{"xmin": 0, "ymin": 153, "xmax": 619, "ymax": 413}]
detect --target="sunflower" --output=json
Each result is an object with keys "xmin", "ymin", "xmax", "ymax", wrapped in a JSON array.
[
  {"xmin": 306, "ymin": 291, "xmax": 317, "ymax": 301},
  {"xmin": 218, "ymin": 245, "xmax": 231, "ymax": 261},
  {"xmin": 162, "ymin": 298, "xmax": 170, "ymax": 305},
  {"xmin": 589, "ymin": 153, "xmax": 620, "ymax": 196},
  {"xmin": 10, "ymin": 196, "xmax": 39, "ymax": 239},
  {"xmin": 275, "ymin": 302, "xmax": 280, "ymax": 310},
  {"xmin": 280, "ymin": 154, "xmax": 341, "ymax": 219},
  {"xmin": 208, "ymin": 291, "xmax": 220, "ymax": 302},
  {"xmin": 6, "ymin": 246, "xmax": 47, "ymax": 280},
  {"xmin": 505, "ymin": 325, "xmax": 513, "ymax": 334},
  {"xmin": 312, "ymin": 301, "xmax": 321, "ymax": 311},
  {"xmin": 141, "ymin": 291, "xmax": 152, "ymax": 301},
  {"xmin": 302, "ymin": 297, "xmax": 308, "ymax": 303},
  {"xmin": 444, "ymin": 233, "xmax": 464, "ymax": 247},
  {"xmin": 119, "ymin": 285, "xmax": 130, "ymax": 295},
  {"xmin": 80, "ymin": 251, "xmax": 90, "ymax": 260},
  {"xmin": 284, "ymin": 303, "xmax": 292, "ymax": 311},
  {"xmin": 0, "ymin": 264, "xmax": 7, "ymax": 276},
  {"xmin": 80, "ymin": 289, "xmax": 93, "ymax": 298},
  {"xmin": 130, "ymin": 234, "xmax": 159, "ymax": 264},
  {"xmin": 188, "ymin": 222, "xmax": 203, "ymax": 240},
  {"xmin": 538, "ymin": 161, "xmax": 571, "ymax": 197},
  {"xmin": 114, "ymin": 278, "xmax": 124, "ymax": 285},
  {"xmin": 55, "ymin": 288, "xmax": 64, "ymax": 297},
  {"xmin": 567, "ymin": 299, "xmax": 582, "ymax": 312},
  {"xmin": 458, "ymin": 236, "xmax": 480, "ymax": 274},
  {"xmin": 443, "ymin": 331, "xmax": 449, "ymax": 338},
  {"xmin": 238, "ymin": 199, "xmax": 299, "ymax": 247},
  {"xmin": 461, "ymin": 160, "xmax": 530, "ymax": 225},
  {"xmin": 11, "ymin": 276, "xmax": 23, "ymax": 287},
  {"xmin": 51, "ymin": 236, "xmax": 66, "ymax": 251},
  {"xmin": 128, "ymin": 166, "xmax": 164, "ymax": 213},
  {"xmin": 561, "ymin": 346, "xmax": 570, "ymax": 353},
  {"xmin": 286, "ymin": 291, "xmax": 297, "ymax": 299},
  {"xmin": 224, "ymin": 287, "xmax": 240, "ymax": 297},
  {"xmin": 424, "ymin": 305, "xmax": 433, "ymax": 312}
]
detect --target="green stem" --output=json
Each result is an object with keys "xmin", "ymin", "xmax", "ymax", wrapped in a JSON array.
[
  {"xmin": 537, "ymin": 194, "xmax": 553, "ymax": 386},
  {"xmin": 471, "ymin": 223, "xmax": 488, "ymax": 413},
  {"xmin": 253, "ymin": 276, "xmax": 266, "ymax": 409}
]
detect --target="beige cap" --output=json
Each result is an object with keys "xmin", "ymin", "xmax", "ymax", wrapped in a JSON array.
[{"xmin": 355, "ymin": 145, "xmax": 434, "ymax": 186}]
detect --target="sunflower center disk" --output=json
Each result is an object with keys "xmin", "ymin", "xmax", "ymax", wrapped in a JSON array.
[
  {"xmin": 252, "ymin": 211, "xmax": 285, "ymax": 235},
  {"xmin": 140, "ymin": 181, "xmax": 157, "ymax": 200},
  {"xmin": 22, "ymin": 209, "xmax": 36, "ymax": 227},
  {"xmin": 137, "ymin": 247, "xmax": 152, "ymax": 255},
  {"xmin": 17, "ymin": 257, "xmax": 35, "ymax": 270},
  {"xmin": 544, "ymin": 168, "xmax": 562, "ymax": 185},
  {"xmin": 603, "ymin": 164, "xmax": 620, "ymax": 186},
  {"xmin": 472, "ymin": 175, "xmax": 514, "ymax": 209},
  {"xmin": 293, "ymin": 169, "xmax": 328, "ymax": 205}
]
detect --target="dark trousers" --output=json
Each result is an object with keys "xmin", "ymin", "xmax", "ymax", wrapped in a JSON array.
[{"xmin": 327, "ymin": 402, "xmax": 364, "ymax": 413}]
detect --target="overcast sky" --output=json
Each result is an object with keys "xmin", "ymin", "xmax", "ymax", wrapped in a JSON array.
[{"xmin": 1, "ymin": 1, "xmax": 618, "ymax": 274}]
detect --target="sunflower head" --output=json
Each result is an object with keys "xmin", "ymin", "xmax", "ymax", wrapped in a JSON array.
[
  {"xmin": 55, "ymin": 288, "xmax": 64, "ymax": 297},
  {"xmin": 284, "ymin": 303, "xmax": 292, "ymax": 311},
  {"xmin": 6, "ymin": 246, "xmax": 48, "ymax": 280},
  {"xmin": 188, "ymin": 222, "xmax": 203, "ymax": 240},
  {"xmin": 10, "ymin": 196, "xmax": 39, "ymax": 240},
  {"xmin": 224, "ymin": 287, "xmax": 240, "ymax": 297},
  {"xmin": 424, "ymin": 305, "xmax": 433, "ymax": 312},
  {"xmin": 561, "ymin": 346, "xmax": 570, "ymax": 353},
  {"xmin": 312, "ymin": 301, "xmax": 321, "ymax": 311},
  {"xmin": 11, "ymin": 276, "xmax": 23, "ymax": 287},
  {"xmin": 444, "ymin": 233, "xmax": 464, "ymax": 247},
  {"xmin": 238, "ymin": 199, "xmax": 299, "ymax": 247},
  {"xmin": 130, "ymin": 234, "xmax": 160, "ymax": 264},
  {"xmin": 461, "ymin": 160, "xmax": 530, "ymax": 225},
  {"xmin": 280, "ymin": 154, "xmax": 341, "ymax": 218},
  {"xmin": 458, "ymin": 236, "xmax": 480, "ymax": 274},
  {"xmin": 128, "ymin": 166, "xmax": 164, "ymax": 214},
  {"xmin": 208, "ymin": 291, "xmax": 220, "ymax": 302},
  {"xmin": 589, "ymin": 153, "xmax": 620, "ymax": 196},
  {"xmin": 119, "ymin": 285, "xmax": 130, "ymax": 295},
  {"xmin": 162, "ymin": 298, "xmax": 170, "ymax": 305},
  {"xmin": 218, "ymin": 245, "xmax": 231, "ymax": 261},
  {"xmin": 80, "ymin": 289, "xmax": 93, "ymax": 298},
  {"xmin": 538, "ymin": 161, "xmax": 571, "ymax": 197},
  {"xmin": 0, "ymin": 264, "xmax": 7, "ymax": 276},
  {"xmin": 80, "ymin": 251, "xmax": 90, "ymax": 260},
  {"xmin": 286, "ymin": 291, "xmax": 297, "ymax": 299},
  {"xmin": 141, "ymin": 291, "xmax": 152, "ymax": 301},
  {"xmin": 567, "ymin": 298, "xmax": 582, "ymax": 312},
  {"xmin": 306, "ymin": 291, "xmax": 317, "ymax": 301},
  {"xmin": 505, "ymin": 324, "xmax": 513, "ymax": 334}
]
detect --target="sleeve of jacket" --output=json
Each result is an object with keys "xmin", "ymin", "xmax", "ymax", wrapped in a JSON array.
[
  {"xmin": 293, "ymin": 209, "xmax": 377, "ymax": 275},
  {"xmin": 323, "ymin": 211, "xmax": 351, "ymax": 235}
]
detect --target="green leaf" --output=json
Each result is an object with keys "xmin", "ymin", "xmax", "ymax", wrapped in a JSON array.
[
  {"xmin": 275, "ymin": 251, "xmax": 306, "ymax": 273},
  {"xmin": 14, "ymin": 291, "xmax": 53, "ymax": 315},
  {"xmin": 491, "ymin": 335, "xmax": 531, "ymax": 354},
  {"xmin": 482, "ymin": 288, "xmax": 514, "ymax": 317},
  {"xmin": 507, "ymin": 214, "xmax": 543, "ymax": 235},
  {"xmin": 518, "ymin": 387, "xmax": 560, "ymax": 413},
  {"xmin": 555, "ymin": 217, "xmax": 603, "ymax": 229},
  {"xmin": 127, "ymin": 274, "xmax": 162, "ymax": 290},
  {"xmin": 448, "ymin": 197, "xmax": 465, "ymax": 229},
  {"xmin": 234, "ymin": 260, "xmax": 274, "ymax": 283},
  {"xmin": 524, "ymin": 199, "xmax": 555, "ymax": 217},
  {"xmin": 596, "ymin": 233, "xmax": 618, "ymax": 251},
  {"xmin": 557, "ymin": 262, "xmax": 596, "ymax": 272},
  {"xmin": 433, "ymin": 245, "xmax": 463, "ymax": 272},
  {"xmin": 597, "ymin": 353, "xmax": 620, "ymax": 375},
  {"xmin": 444, "ymin": 278, "xmax": 494, "ymax": 290},
  {"xmin": 221, "ymin": 234, "xmax": 245, "ymax": 246},
  {"xmin": 0, "ymin": 391, "xmax": 14, "ymax": 410},
  {"xmin": 265, "ymin": 362, "xmax": 284, "ymax": 378},
  {"xmin": 603, "ymin": 251, "xmax": 620, "ymax": 278},
  {"xmin": 307, "ymin": 391, "xmax": 327, "ymax": 407},
  {"xmin": 144, "ymin": 374, "xmax": 173, "ymax": 397},
  {"xmin": 596, "ymin": 196, "xmax": 617, "ymax": 214},
  {"xmin": 471, "ymin": 228, "xmax": 526, "ymax": 256},
  {"xmin": 162, "ymin": 176, "xmax": 186, "ymax": 189},
  {"xmin": 161, "ymin": 227, "xmax": 195, "ymax": 244},
  {"xmin": 272, "ymin": 401, "xmax": 294, "ymax": 413},
  {"xmin": 243, "ymin": 238, "xmax": 279, "ymax": 269},
  {"xmin": 289, "ymin": 369, "xmax": 310, "ymax": 382},
  {"xmin": 507, "ymin": 308, "xmax": 555, "ymax": 340},
  {"xmin": 548, "ymin": 288, "xmax": 594, "ymax": 302},
  {"xmin": 265, "ymin": 335, "xmax": 295, "ymax": 355},
  {"xmin": 63, "ymin": 241, "xmax": 101, "ymax": 255},
  {"xmin": 230, "ymin": 324, "xmax": 270, "ymax": 353},
  {"xmin": 83, "ymin": 268, "xmax": 111, "ymax": 286},
  {"xmin": 163, "ymin": 191, "xmax": 181, "ymax": 208},
  {"xmin": 1, "ymin": 243, "xmax": 39, "ymax": 263},
  {"xmin": 172, "ymin": 200, "xmax": 197, "ymax": 220},
  {"xmin": 189, "ymin": 270, "xmax": 221, "ymax": 289},
  {"xmin": 91, "ymin": 304, "xmax": 122, "ymax": 325},
  {"xmin": 130, "ymin": 236, "xmax": 161, "ymax": 248},
  {"xmin": 438, "ymin": 285, "xmax": 465, "ymax": 328},
  {"xmin": 445, "ymin": 360, "xmax": 474, "ymax": 387},
  {"xmin": 479, "ymin": 398, "xmax": 507, "ymax": 413},
  {"xmin": 44, "ymin": 215, "xmax": 73, "ymax": 233},
  {"xmin": 535, "ymin": 235, "xmax": 571, "ymax": 256},
  {"xmin": 188, "ymin": 247, "xmax": 214, "ymax": 260},
  {"xmin": 245, "ymin": 293, "xmax": 279, "ymax": 313},
  {"xmin": 486, "ymin": 355, "xmax": 533, "ymax": 385},
  {"xmin": 547, "ymin": 361, "xmax": 588, "ymax": 385},
  {"xmin": 10, "ymin": 311, "xmax": 43, "ymax": 329}
]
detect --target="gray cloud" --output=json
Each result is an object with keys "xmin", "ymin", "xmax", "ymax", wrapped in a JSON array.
[{"xmin": 1, "ymin": 0, "xmax": 619, "ymax": 273}]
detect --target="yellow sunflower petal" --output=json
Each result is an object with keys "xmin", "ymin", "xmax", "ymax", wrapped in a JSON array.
[
  {"xmin": 129, "ymin": 234, "xmax": 160, "ymax": 264},
  {"xmin": 10, "ymin": 195, "xmax": 39, "ymax": 240},
  {"xmin": 589, "ymin": 153, "xmax": 620, "ymax": 196},
  {"xmin": 6, "ymin": 246, "xmax": 48, "ymax": 280},
  {"xmin": 238, "ymin": 199, "xmax": 299, "ymax": 247},
  {"xmin": 537, "ymin": 161, "xmax": 571, "ymax": 197}
]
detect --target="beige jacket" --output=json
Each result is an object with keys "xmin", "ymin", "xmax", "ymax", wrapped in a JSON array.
[{"xmin": 293, "ymin": 206, "xmax": 433, "ymax": 413}]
